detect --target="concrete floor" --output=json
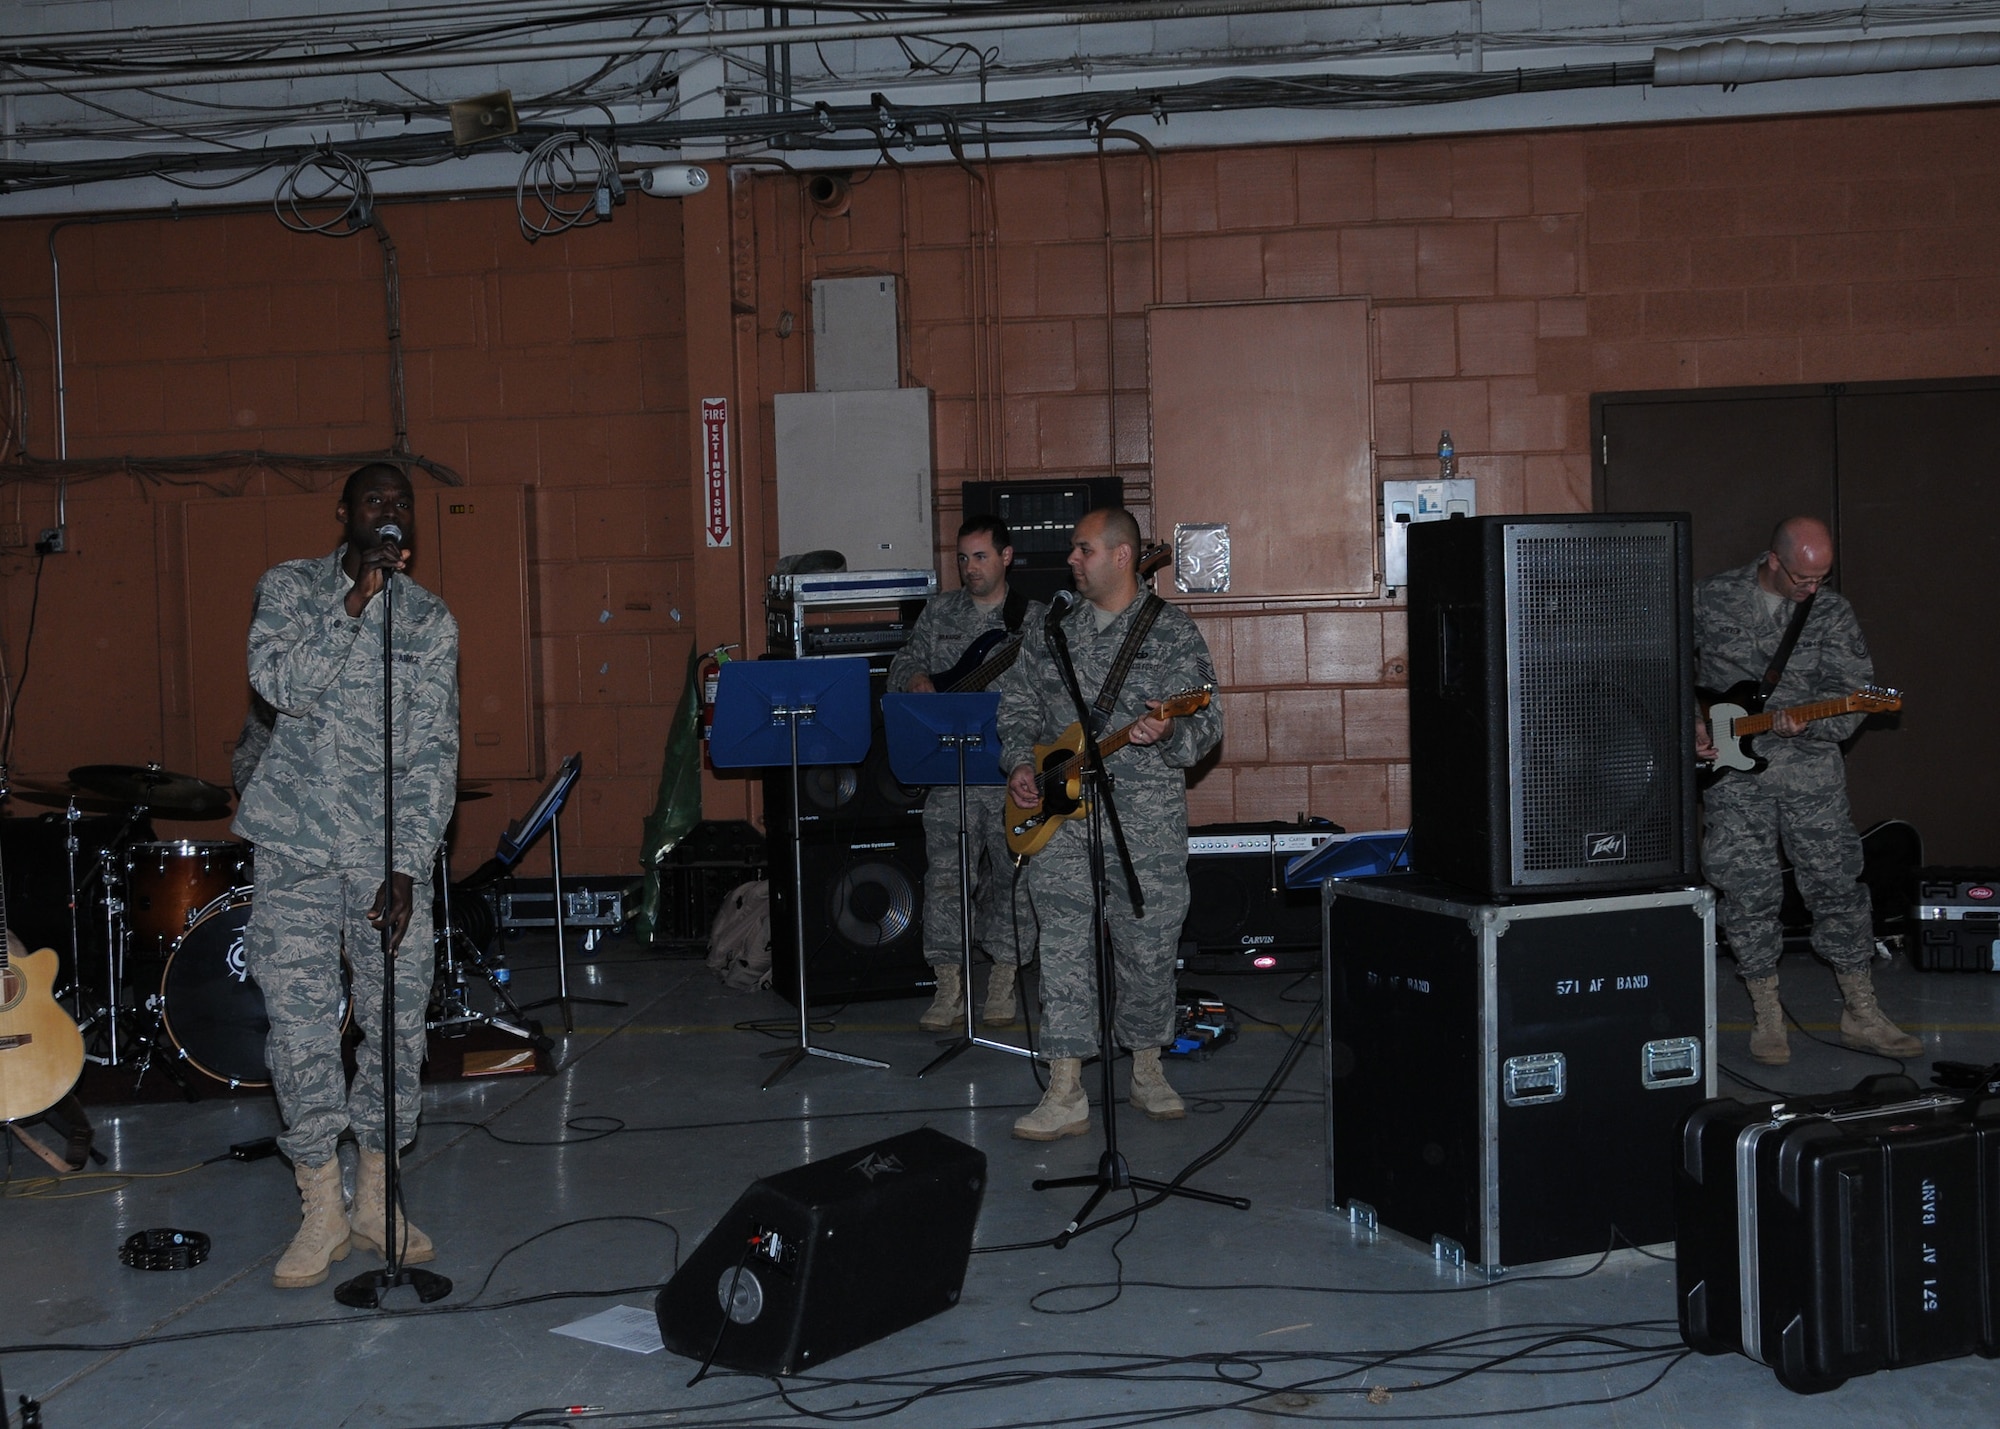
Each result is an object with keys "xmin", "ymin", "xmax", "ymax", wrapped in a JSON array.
[{"xmin": 5, "ymin": 926, "xmax": 1997, "ymax": 1429}]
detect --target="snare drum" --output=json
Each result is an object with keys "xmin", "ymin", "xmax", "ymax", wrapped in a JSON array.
[
  {"xmin": 126, "ymin": 840, "xmax": 252, "ymax": 961},
  {"xmin": 158, "ymin": 889, "xmax": 350, "ymax": 1089}
]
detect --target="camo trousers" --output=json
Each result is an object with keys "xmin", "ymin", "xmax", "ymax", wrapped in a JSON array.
[
  {"xmin": 922, "ymin": 784, "xmax": 1037, "ymax": 969},
  {"xmin": 246, "ymin": 847, "xmax": 434, "ymax": 1167},
  {"xmin": 1703, "ymin": 761, "xmax": 1871, "ymax": 981},
  {"xmin": 1025, "ymin": 821, "xmax": 1187, "ymax": 1060}
]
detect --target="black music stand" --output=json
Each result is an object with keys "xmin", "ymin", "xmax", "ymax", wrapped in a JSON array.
[
  {"xmin": 709, "ymin": 657, "xmax": 887, "ymax": 1089},
  {"xmin": 506, "ymin": 753, "xmax": 620, "ymax": 1034},
  {"xmin": 881, "ymin": 692, "xmax": 1037, "ymax": 1077}
]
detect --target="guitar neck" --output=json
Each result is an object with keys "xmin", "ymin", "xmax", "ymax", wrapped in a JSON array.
[
  {"xmin": 949, "ymin": 636, "xmax": 1022, "ymax": 693},
  {"xmin": 1735, "ymin": 693, "xmax": 1861, "ymax": 736}
]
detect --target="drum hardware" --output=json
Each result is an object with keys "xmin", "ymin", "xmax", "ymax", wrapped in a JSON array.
[
  {"xmin": 67, "ymin": 763, "xmax": 232, "ymax": 819},
  {"xmin": 428, "ymin": 842, "xmax": 549, "ymax": 1053}
]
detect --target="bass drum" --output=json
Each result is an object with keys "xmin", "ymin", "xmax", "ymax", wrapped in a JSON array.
[{"xmin": 158, "ymin": 890, "xmax": 350, "ymax": 1089}]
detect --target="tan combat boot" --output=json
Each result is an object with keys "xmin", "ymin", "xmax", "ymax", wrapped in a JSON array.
[
  {"xmin": 1743, "ymin": 975, "xmax": 1791, "ymax": 1066},
  {"xmin": 1128, "ymin": 1046, "xmax": 1186, "ymax": 1120},
  {"xmin": 1013, "ymin": 1057, "xmax": 1089, "ymax": 1141},
  {"xmin": 349, "ymin": 1146, "xmax": 436, "ymax": 1264},
  {"xmin": 981, "ymin": 962, "xmax": 1020, "ymax": 1027},
  {"xmin": 919, "ymin": 963, "xmax": 965, "ymax": 1031},
  {"xmin": 1835, "ymin": 970, "xmax": 1924, "ymax": 1058},
  {"xmin": 273, "ymin": 1156, "xmax": 350, "ymax": 1288}
]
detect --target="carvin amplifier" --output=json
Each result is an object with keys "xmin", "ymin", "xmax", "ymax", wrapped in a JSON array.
[{"xmin": 1179, "ymin": 820, "xmax": 1342, "ymax": 973}]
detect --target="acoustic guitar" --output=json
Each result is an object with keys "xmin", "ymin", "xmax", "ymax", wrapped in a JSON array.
[
  {"xmin": 1697, "ymin": 682, "xmax": 1903, "ymax": 787},
  {"xmin": 0, "ymin": 785, "xmax": 88, "ymax": 1123},
  {"xmin": 1003, "ymin": 687, "xmax": 1213, "ymax": 860}
]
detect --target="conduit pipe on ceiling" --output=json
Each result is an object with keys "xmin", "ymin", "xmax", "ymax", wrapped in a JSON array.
[
  {"xmin": 1653, "ymin": 31, "xmax": 2000, "ymax": 85},
  {"xmin": 0, "ymin": 0, "xmax": 1429, "ymax": 98}
]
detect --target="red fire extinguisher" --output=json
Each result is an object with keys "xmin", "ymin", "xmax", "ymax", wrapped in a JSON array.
[{"xmin": 697, "ymin": 643, "xmax": 735, "ymax": 751}]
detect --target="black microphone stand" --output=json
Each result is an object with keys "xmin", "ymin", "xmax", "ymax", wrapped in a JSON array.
[
  {"xmin": 1030, "ymin": 608, "xmax": 1248, "ymax": 1247},
  {"xmin": 338, "ymin": 553, "xmax": 451, "ymax": 1308}
]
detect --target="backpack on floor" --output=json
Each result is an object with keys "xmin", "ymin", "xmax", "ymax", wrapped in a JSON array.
[{"xmin": 707, "ymin": 878, "xmax": 772, "ymax": 992}]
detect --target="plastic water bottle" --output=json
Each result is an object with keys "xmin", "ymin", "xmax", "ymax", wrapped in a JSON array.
[
  {"xmin": 1437, "ymin": 429, "xmax": 1456, "ymax": 479},
  {"xmin": 491, "ymin": 949, "xmax": 510, "ymax": 989}
]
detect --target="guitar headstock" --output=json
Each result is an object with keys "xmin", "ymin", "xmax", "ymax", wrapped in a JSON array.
[
  {"xmin": 1852, "ymin": 684, "xmax": 1904, "ymax": 714},
  {"xmin": 1139, "ymin": 542, "xmax": 1172, "ymax": 580},
  {"xmin": 1157, "ymin": 686, "xmax": 1214, "ymax": 719}
]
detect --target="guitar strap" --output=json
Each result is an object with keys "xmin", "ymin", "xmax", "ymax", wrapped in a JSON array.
[
  {"xmin": 1758, "ymin": 591, "xmax": 1817, "ymax": 700},
  {"xmin": 1000, "ymin": 584, "xmax": 1028, "ymax": 634},
  {"xmin": 1089, "ymin": 593, "xmax": 1165, "ymax": 734}
]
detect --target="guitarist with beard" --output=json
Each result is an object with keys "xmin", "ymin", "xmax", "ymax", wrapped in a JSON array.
[
  {"xmin": 1693, "ymin": 515, "xmax": 1921, "ymax": 1067},
  {"xmin": 888, "ymin": 516, "xmax": 1044, "ymax": 1033},
  {"xmin": 999, "ymin": 508, "xmax": 1221, "ymax": 1141}
]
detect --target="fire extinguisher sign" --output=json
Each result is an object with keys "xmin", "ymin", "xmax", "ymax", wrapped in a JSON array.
[{"xmin": 702, "ymin": 397, "xmax": 732, "ymax": 548}]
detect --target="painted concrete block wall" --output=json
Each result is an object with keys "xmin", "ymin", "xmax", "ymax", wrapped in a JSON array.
[
  {"xmin": 0, "ymin": 198, "xmax": 691, "ymax": 875},
  {"xmin": 0, "ymin": 102, "xmax": 1994, "ymax": 872}
]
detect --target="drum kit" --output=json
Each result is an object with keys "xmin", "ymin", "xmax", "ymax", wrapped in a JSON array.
[{"xmin": 6, "ymin": 761, "xmax": 543, "ymax": 1097}]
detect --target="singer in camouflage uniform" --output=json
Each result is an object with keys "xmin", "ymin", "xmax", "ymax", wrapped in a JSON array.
[
  {"xmin": 1000, "ymin": 508, "xmax": 1221, "ymax": 1140},
  {"xmin": 1695, "ymin": 515, "xmax": 1920, "ymax": 1067},
  {"xmin": 887, "ymin": 517, "xmax": 1043, "ymax": 1030},
  {"xmin": 233, "ymin": 463, "xmax": 460, "ymax": 1287}
]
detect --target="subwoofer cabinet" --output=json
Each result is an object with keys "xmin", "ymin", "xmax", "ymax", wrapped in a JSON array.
[
  {"xmin": 768, "ymin": 823, "xmax": 932, "ymax": 1006},
  {"xmin": 1407, "ymin": 513, "xmax": 1697, "ymax": 897},
  {"xmin": 1322, "ymin": 874, "xmax": 1715, "ymax": 1271}
]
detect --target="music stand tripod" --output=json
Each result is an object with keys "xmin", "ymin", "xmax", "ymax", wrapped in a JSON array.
[
  {"xmin": 708, "ymin": 657, "xmax": 888, "ymax": 1090},
  {"xmin": 1028, "ymin": 621, "xmax": 1248, "ymax": 1247},
  {"xmin": 508, "ymin": 753, "xmax": 624, "ymax": 1035},
  {"xmin": 880, "ymin": 692, "xmax": 1037, "ymax": 1077}
]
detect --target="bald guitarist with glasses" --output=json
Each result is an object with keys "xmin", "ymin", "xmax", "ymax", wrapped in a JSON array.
[
  {"xmin": 999, "ymin": 508, "xmax": 1221, "ymax": 1141},
  {"xmin": 888, "ymin": 515, "xmax": 1045, "ymax": 1033},
  {"xmin": 1694, "ymin": 515, "xmax": 1921, "ymax": 1068}
]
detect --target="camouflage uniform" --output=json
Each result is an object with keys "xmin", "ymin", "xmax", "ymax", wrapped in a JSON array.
[
  {"xmin": 888, "ymin": 588, "xmax": 1044, "ymax": 969},
  {"xmin": 233, "ymin": 548, "xmax": 460, "ymax": 1166},
  {"xmin": 1695, "ymin": 561, "xmax": 1874, "ymax": 980},
  {"xmin": 998, "ymin": 597, "xmax": 1221, "ymax": 1059}
]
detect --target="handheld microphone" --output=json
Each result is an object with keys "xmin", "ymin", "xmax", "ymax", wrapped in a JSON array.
[
  {"xmin": 1044, "ymin": 589, "xmax": 1077, "ymax": 632},
  {"xmin": 377, "ymin": 523, "xmax": 404, "ymax": 550}
]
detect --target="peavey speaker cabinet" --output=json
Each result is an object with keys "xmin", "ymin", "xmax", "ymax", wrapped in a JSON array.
[
  {"xmin": 657, "ymin": 1128, "xmax": 986, "ymax": 1375},
  {"xmin": 1408, "ymin": 513, "xmax": 1697, "ymax": 898}
]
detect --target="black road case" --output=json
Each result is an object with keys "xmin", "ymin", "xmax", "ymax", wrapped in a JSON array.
[
  {"xmin": 1675, "ymin": 1075, "xmax": 2000, "ymax": 1394},
  {"xmin": 1322, "ymin": 875, "xmax": 1715, "ymax": 1271}
]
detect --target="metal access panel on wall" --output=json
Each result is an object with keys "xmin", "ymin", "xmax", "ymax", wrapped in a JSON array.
[
  {"xmin": 811, "ymin": 276, "xmax": 900, "ymax": 391},
  {"xmin": 774, "ymin": 387, "xmax": 934, "ymax": 571}
]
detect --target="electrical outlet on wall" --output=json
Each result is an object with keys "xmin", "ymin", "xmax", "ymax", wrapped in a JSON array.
[
  {"xmin": 36, "ymin": 526, "xmax": 66, "ymax": 555},
  {"xmin": 0, "ymin": 523, "xmax": 23, "ymax": 547}
]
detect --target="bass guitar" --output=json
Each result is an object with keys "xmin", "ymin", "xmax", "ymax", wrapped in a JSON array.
[
  {"xmin": 926, "ymin": 543, "xmax": 1177, "ymax": 693},
  {"xmin": 1003, "ymin": 687, "xmax": 1212, "ymax": 860},
  {"xmin": 1697, "ymin": 682, "xmax": 1903, "ymax": 786},
  {"xmin": 0, "ymin": 776, "xmax": 88, "ymax": 1123}
]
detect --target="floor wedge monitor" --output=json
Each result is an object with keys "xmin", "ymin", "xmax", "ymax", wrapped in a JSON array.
[{"xmin": 656, "ymin": 1128, "xmax": 986, "ymax": 1375}]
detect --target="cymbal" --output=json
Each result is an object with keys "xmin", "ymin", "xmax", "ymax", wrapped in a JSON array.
[
  {"xmin": 68, "ymin": 763, "xmax": 232, "ymax": 816},
  {"xmin": 3, "ymin": 779, "xmax": 131, "ymax": 815}
]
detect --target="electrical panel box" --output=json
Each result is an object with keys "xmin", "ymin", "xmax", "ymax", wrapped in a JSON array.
[
  {"xmin": 1381, "ymin": 478, "xmax": 1476, "ymax": 592},
  {"xmin": 811, "ymin": 276, "xmax": 900, "ymax": 391},
  {"xmin": 774, "ymin": 388, "xmax": 934, "ymax": 571}
]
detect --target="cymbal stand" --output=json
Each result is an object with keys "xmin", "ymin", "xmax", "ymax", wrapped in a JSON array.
[
  {"xmin": 428, "ymin": 843, "xmax": 549, "ymax": 1051},
  {"xmin": 63, "ymin": 798, "xmax": 147, "ymax": 1068}
]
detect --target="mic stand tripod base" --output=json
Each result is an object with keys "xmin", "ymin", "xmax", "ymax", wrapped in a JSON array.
[
  {"xmin": 1034, "ymin": 1149, "xmax": 1252, "ymax": 1249},
  {"xmin": 335, "ymin": 1264, "xmax": 452, "ymax": 1308},
  {"xmin": 761, "ymin": 1039, "xmax": 889, "ymax": 1090}
]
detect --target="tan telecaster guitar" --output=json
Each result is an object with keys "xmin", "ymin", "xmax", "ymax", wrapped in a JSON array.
[
  {"xmin": 1004, "ymin": 688, "xmax": 1213, "ymax": 860},
  {"xmin": 0, "ymin": 790, "xmax": 88, "ymax": 1122},
  {"xmin": 1697, "ymin": 682, "xmax": 1903, "ymax": 786}
]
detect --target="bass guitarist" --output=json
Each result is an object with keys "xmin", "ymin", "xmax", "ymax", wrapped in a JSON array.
[
  {"xmin": 999, "ymin": 508, "xmax": 1222, "ymax": 1140},
  {"xmin": 1693, "ymin": 515, "xmax": 1921, "ymax": 1066},
  {"xmin": 887, "ymin": 516, "xmax": 1044, "ymax": 1032}
]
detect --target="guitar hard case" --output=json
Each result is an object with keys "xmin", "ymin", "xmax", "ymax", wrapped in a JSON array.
[{"xmin": 1675, "ymin": 1074, "xmax": 2000, "ymax": 1394}]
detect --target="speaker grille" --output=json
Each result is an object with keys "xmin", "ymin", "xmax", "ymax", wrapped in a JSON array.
[{"xmin": 1504, "ymin": 526, "xmax": 1682, "ymax": 880}]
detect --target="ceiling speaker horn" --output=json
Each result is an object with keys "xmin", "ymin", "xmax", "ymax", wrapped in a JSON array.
[{"xmin": 449, "ymin": 91, "xmax": 519, "ymax": 147}]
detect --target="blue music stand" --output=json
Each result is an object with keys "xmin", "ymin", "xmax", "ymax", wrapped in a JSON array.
[
  {"xmin": 881, "ymin": 693, "xmax": 1035, "ymax": 1076},
  {"xmin": 709, "ymin": 658, "xmax": 887, "ymax": 1087}
]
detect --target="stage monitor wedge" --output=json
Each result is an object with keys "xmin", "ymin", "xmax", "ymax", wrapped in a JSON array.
[
  {"xmin": 657, "ymin": 1128, "xmax": 986, "ymax": 1375},
  {"xmin": 1407, "ymin": 513, "xmax": 1697, "ymax": 898}
]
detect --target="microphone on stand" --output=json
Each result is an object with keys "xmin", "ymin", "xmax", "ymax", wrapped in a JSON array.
[
  {"xmin": 377, "ymin": 522, "xmax": 404, "ymax": 551},
  {"xmin": 1044, "ymin": 589, "xmax": 1077, "ymax": 633}
]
